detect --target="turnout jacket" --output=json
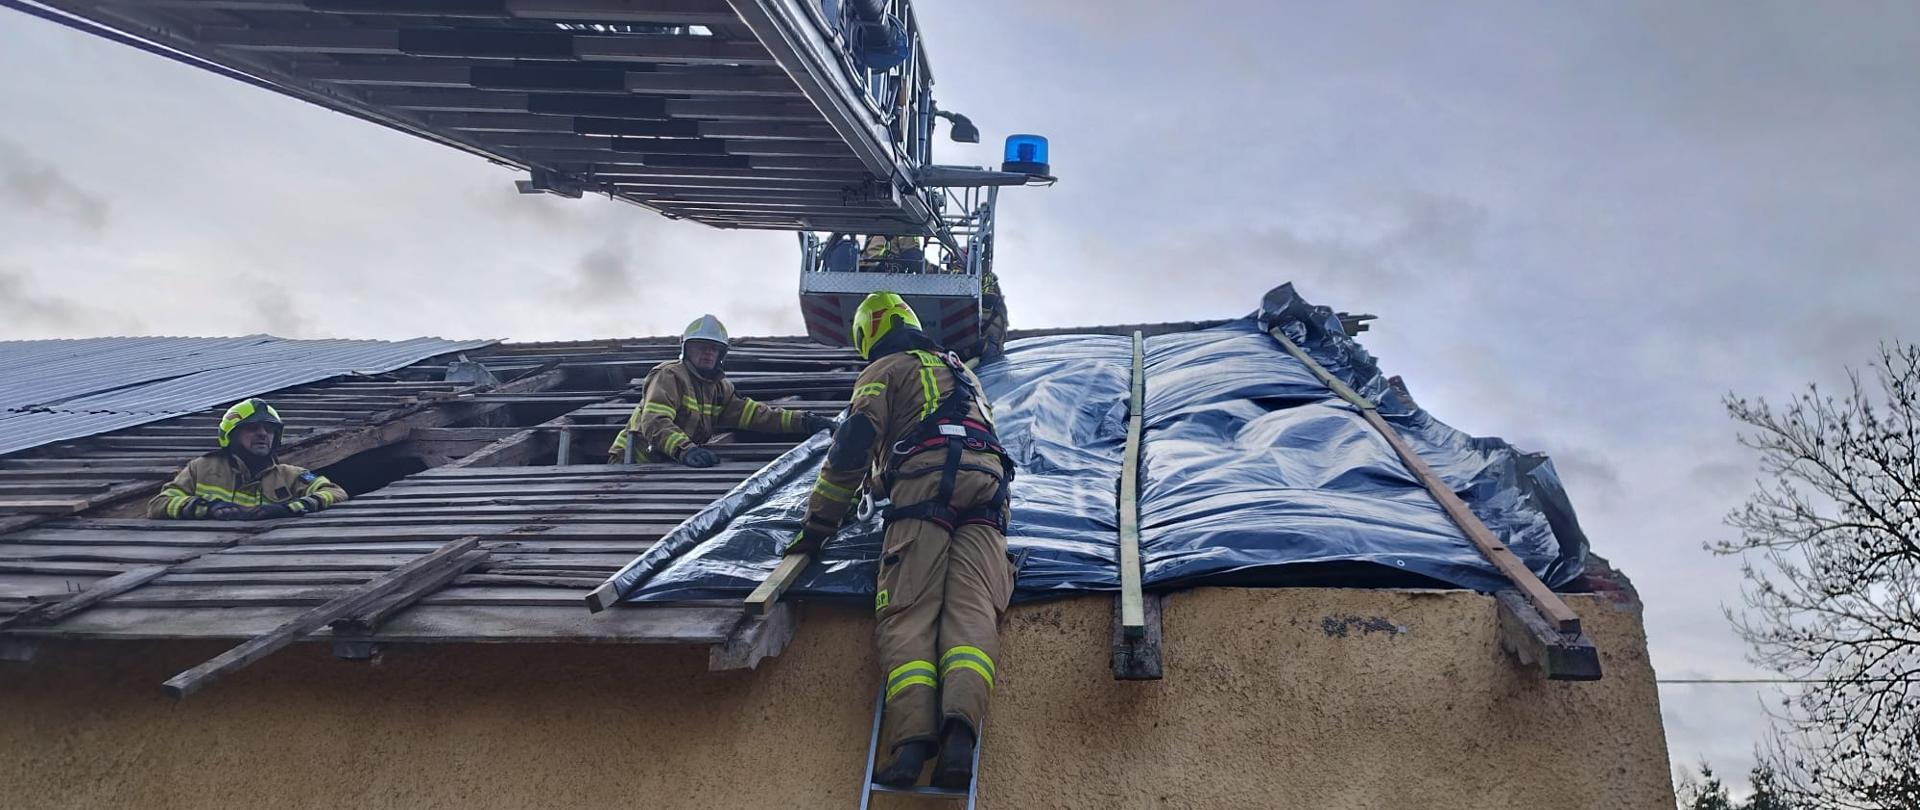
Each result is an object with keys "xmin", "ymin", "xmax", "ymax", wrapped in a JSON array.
[
  {"xmin": 147, "ymin": 451, "xmax": 347, "ymax": 519},
  {"xmin": 610, "ymin": 359, "xmax": 812, "ymax": 463},
  {"xmin": 802, "ymin": 347, "xmax": 1000, "ymax": 537}
]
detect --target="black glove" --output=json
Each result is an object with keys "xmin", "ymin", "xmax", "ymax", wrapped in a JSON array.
[
  {"xmin": 801, "ymin": 413, "xmax": 835, "ymax": 435},
  {"xmin": 784, "ymin": 528, "xmax": 823, "ymax": 556},
  {"xmin": 207, "ymin": 502, "xmax": 250, "ymax": 521},
  {"xmin": 251, "ymin": 502, "xmax": 297, "ymax": 520},
  {"xmin": 682, "ymin": 446, "xmax": 720, "ymax": 468}
]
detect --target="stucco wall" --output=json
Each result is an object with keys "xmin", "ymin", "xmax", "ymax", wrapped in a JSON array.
[{"xmin": 0, "ymin": 589, "xmax": 1673, "ymax": 809}]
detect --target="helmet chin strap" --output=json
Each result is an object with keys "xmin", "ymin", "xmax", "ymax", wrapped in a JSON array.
[{"xmin": 230, "ymin": 443, "xmax": 274, "ymax": 473}]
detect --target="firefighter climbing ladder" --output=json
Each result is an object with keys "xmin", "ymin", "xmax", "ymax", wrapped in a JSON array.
[{"xmin": 858, "ymin": 685, "xmax": 983, "ymax": 809}]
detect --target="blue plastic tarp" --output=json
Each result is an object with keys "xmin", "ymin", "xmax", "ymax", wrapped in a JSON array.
[{"xmin": 617, "ymin": 284, "xmax": 1587, "ymax": 605}]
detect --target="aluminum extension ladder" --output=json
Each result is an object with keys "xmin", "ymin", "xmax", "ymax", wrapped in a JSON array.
[{"xmin": 857, "ymin": 686, "xmax": 983, "ymax": 809}]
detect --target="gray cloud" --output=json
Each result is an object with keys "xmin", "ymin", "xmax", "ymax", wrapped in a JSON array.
[
  {"xmin": 0, "ymin": 138, "xmax": 108, "ymax": 231},
  {"xmin": 0, "ymin": 264, "xmax": 82, "ymax": 331},
  {"xmin": 245, "ymin": 286, "xmax": 317, "ymax": 339}
]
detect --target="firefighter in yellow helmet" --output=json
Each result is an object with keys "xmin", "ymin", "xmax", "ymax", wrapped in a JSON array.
[
  {"xmin": 147, "ymin": 398, "xmax": 348, "ymax": 520},
  {"xmin": 609, "ymin": 314, "xmax": 833, "ymax": 466},
  {"xmin": 857, "ymin": 234, "xmax": 926, "ymax": 273},
  {"xmin": 788, "ymin": 292, "xmax": 1016, "ymax": 789}
]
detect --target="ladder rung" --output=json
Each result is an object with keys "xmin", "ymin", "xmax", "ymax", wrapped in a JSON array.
[{"xmin": 869, "ymin": 784, "xmax": 969, "ymax": 798}]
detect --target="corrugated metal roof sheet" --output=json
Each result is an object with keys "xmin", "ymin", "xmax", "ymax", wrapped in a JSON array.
[{"xmin": 0, "ymin": 335, "xmax": 497, "ymax": 456}]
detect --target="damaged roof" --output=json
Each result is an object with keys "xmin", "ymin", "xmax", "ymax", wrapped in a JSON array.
[{"xmin": 0, "ymin": 289, "xmax": 1606, "ymax": 687}]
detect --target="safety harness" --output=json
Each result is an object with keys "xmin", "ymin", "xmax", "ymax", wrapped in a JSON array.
[{"xmin": 882, "ymin": 350, "xmax": 1015, "ymax": 531}]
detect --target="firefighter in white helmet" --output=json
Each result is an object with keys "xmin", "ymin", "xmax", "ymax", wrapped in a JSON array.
[{"xmin": 609, "ymin": 314, "xmax": 833, "ymax": 467}]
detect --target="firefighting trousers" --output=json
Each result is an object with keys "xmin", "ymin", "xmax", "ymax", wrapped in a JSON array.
[{"xmin": 873, "ymin": 459, "xmax": 1014, "ymax": 761}]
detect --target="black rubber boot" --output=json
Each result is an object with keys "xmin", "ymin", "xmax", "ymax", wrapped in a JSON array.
[
  {"xmin": 931, "ymin": 720, "xmax": 977, "ymax": 790},
  {"xmin": 873, "ymin": 740, "xmax": 934, "ymax": 787}
]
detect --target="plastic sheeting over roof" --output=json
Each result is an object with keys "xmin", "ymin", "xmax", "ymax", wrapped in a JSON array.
[
  {"xmin": 611, "ymin": 285, "xmax": 1590, "ymax": 604},
  {"xmin": 0, "ymin": 335, "xmax": 497, "ymax": 457}
]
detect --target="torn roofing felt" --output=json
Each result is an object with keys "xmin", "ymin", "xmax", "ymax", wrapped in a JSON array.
[{"xmin": 610, "ymin": 284, "xmax": 1589, "ymax": 605}]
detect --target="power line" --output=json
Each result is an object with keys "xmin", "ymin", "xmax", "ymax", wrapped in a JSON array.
[{"xmin": 1658, "ymin": 678, "xmax": 1919, "ymax": 685}]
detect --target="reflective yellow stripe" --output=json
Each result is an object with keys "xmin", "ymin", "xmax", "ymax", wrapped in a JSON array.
[
  {"xmin": 853, "ymin": 382, "xmax": 887, "ymax": 399},
  {"xmin": 944, "ymin": 660, "xmax": 993, "ymax": 688},
  {"xmin": 781, "ymin": 409, "xmax": 795, "ymax": 431},
  {"xmin": 813, "ymin": 475, "xmax": 856, "ymax": 503},
  {"xmin": 910, "ymin": 351, "xmax": 942, "ymax": 419},
  {"xmin": 642, "ymin": 402, "xmax": 678, "ymax": 418},
  {"xmin": 162, "ymin": 488, "xmax": 192, "ymax": 518},
  {"xmin": 193, "ymin": 483, "xmax": 261, "ymax": 506},
  {"xmin": 940, "ymin": 646, "xmax": 996, "ymax": 688},
  {"xmin": 681, "ymin": 396, "xmax": 722, "ymax": 416},
  {"xmin": 918, "ymin": 367, "xmax": 939, "ymax": 418},
  {"xmin": 738, "ymin": 399, "xmax": 762, "ymax": 429},
  {"xmin": 887, "ymin": 675, "xmax": 937, "ymax": 700},
  {"xmin": 663, "ymin": 432, "xmax": 691, "ymax": 453},
  {"xmin": 886, "ymin": 660, "xmax": 937, "ymax": 700}
]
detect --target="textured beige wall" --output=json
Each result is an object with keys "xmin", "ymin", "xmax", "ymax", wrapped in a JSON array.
[{"xmin": 0, "ymin": 589, "xmax": 1673, "ymax": 810}]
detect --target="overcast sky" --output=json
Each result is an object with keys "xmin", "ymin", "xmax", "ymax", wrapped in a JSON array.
[{"xmin": 4, "ymin": 1, "xmax": 1917, "ymax": 788}]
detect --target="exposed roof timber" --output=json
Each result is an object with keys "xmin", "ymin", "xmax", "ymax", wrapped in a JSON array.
[
  {"xmin": 193, "ymin": 27, "xmax": 776, "ymax": 66},
  {"xmin": 136, "ymin": 0, "xmax": 743, "ymax": 26}
]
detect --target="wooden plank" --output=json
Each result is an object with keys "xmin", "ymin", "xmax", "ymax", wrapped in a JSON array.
[
  {"xmin": 0, "ymin": 482, "xmax": 112, "ymax": 495},
  {"xmin": 0, "ymin": 564, "xmax": 170, "ymax": 630},
  {"xmin": 158, "ymin": 571, "xmax": 378, "ymax": 586},
  {"xmin": 0, "ymin": 545, "xmax": 203, "ymax": 564},
  {"xmin": 452, "ymin": 573, "xmax": 604, "ymax": 588},
  {"xmin": 411, "ymin": 461, "xmax": 770, "ymax": 479},
  {"xmin": 1111, "ymin": 592, "xmax": 1165, "ymax": 681},
  {"xmin": 161, "ymin": 537, "xmax": 481, "ymax": 698},
  {"xmin": 0, "ymin": 528, "xmax": 247, "ymax": 547},
  {"xmin": 708, "ymin": 601, "xmax": 795, "ymax": 671},
  {"xmin": 240, "ymin": 524, "xmax": 669, "ymax": 544},
  {"xmin": 0, "ymin": 573, "xmax": 106, "ymax": 599},
  {"xmin": 487, "ymin": 554, "xmax": 636, "ymax": 571},
  {"xmin": 352, "ymin": 481, "xmax": 740, "ymax": 498},
  {"xmin": 176, "ymin": 553, "xmax": 439, "ymax": 574},
  {"xmin": 0, "ymin": 561, "xmax": 132, "ymax": 576},
  {"xmin": 9, "ymin": 604, "xmax": 742, "ymax": 644},
  {"xmin": 1267, "ymin": 327, "xmax": 1583, "ymax": 635},
  {"xmin": 1495, "ymin": 590, "xmax": 1602, "ymax": 681},
  {"xmin": 303, "ymin": 493, "xmax": 718, "ymax": 509},
  {"xmin": 741, "ymin": 553, "xmax": 809, "ymax": 616},
  {"xmin": 0, "ymin": 498, "xmax": 90, "ymax": 514},
  {"xmin": 225, "ymin": 539, "xmax": 652, "ymax": 555},
  {"xmin": 331, "ymin": 550, "xmax": 492, "ymax": 635},
  {"xmin": 1362, "ymin": 404, "xmax": 1582, "ymax": 634},
  {"xmin": 303, "ymin": 503, "xmax": 715, "ymax": 519},
  {"xmin": 346, "ymin": 604, "xmax": 743, "ymax": 645},
  {"xmin": 1118, "ymin": 331, "xmax": 1147, "ymax": 639}
]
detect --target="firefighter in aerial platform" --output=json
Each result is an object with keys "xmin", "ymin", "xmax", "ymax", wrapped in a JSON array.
[
  {"xmin": 609, "ymin": 314, "xmax": 834, "ymax": 467},
  {"xmin": 786, "ymin": 292, "xmax": 1016, "ymax": 789},
  {"xmin": 147, "ymin": 398, "xmax": 347, "ymax": 520},
  {"xmin": 976, "ymin": 266, "xmax": 1009, "ymax": 362}
]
